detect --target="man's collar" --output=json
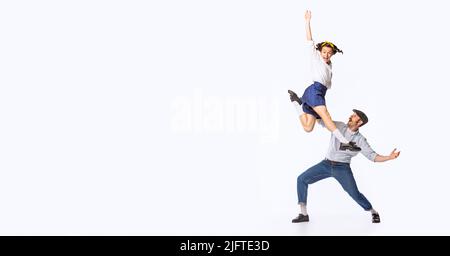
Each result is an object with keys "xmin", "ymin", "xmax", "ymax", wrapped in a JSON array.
[
  {"xmin": 350, "ymin": 129, "xmax": 358, "ymax": 135},
  {"xmin": 346, "ymin": 126, "xmax": 359, "ymax": 135}
]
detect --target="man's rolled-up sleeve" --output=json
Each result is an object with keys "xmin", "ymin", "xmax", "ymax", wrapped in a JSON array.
[{"xmin": 358, "ymin": 136, "xmax": 378, "ymax": 162}]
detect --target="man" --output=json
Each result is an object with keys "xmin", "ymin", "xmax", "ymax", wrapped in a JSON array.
[{"xmin": 292, "ymin": 109, "xmax": 400, "ymax": 223}]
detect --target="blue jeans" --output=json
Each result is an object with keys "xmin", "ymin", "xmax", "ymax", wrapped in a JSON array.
[{"xmin": 297, "ymin": 160, "xmax": 373, "ymax": 211}]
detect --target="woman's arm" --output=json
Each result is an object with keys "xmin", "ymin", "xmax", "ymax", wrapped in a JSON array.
[
  {"xmin": 305, "ymin": 10, "xmax": 312, "ymax": 41},
  {"xmin": 374, "ymin": 149, "xmax": 401, "ymax": 162}
]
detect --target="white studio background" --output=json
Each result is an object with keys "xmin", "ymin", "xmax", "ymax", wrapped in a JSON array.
[{"xmin": 0, "ymin": 0, "xmax": 448, "ymax": 235}]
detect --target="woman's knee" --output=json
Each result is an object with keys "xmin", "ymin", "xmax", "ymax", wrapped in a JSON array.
[{"xmin": 303, "ymin": 126, "xmax": 314, "ymax": 133}]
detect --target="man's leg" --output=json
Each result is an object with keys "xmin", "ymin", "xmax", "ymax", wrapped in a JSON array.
[
  {"xmin": 333, "ymin": 164, "xmax": 380, "ymax": 223},
  {"xmin": 293, "ymin": 160, "xmax": 331, "ymax": 223}
]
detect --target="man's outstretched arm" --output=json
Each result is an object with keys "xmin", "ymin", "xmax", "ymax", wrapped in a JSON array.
[{"xmin": 374, "ymin": 149, "xmax": 401, "ymax": 162}]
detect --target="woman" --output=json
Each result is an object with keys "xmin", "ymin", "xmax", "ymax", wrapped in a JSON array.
[{"xmin": 289, "ymin": 10, "xmax": 360, "ymax": 151}]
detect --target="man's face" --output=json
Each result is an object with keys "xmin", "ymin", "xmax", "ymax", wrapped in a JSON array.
[{"xmin": 347, "ymin": 113, "xmax": 362, "ymax": 127}]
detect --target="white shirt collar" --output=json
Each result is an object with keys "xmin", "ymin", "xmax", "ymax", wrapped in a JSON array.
[{"xmin": 347, "ymin": 127, "xmax": 358, "ymax": 135}]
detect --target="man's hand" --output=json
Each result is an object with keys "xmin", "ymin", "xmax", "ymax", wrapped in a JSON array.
[
  {"xmin": 305, "ymin": 10, "xmax": 311, "ymax": 22},
  {"xmin": 389, "ymin": 148, "xmax": 401, "ymax": 160},
  {"xmin": 374, "ymin": 148, "xmax": 401, "ymax": 162}
]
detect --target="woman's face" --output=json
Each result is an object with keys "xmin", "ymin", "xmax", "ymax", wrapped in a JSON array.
[{"xmin": 320, "ymin": 46, "xmax": 334, "ymax": 64}]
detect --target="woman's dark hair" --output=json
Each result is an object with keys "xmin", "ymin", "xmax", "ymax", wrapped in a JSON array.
[{"xmin": 315, "ymin": 41, "xmax": 343, "ymax": 54}]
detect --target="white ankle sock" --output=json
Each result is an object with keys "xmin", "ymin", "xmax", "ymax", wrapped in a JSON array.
[
  {"xmin": 370, "ymin": 209, "xmax": 378, "ymax": 214},
  {"xmin": 332, "ymin": 129, "xmax": 349, "ymax": 144},
  {"xmin": 292, "ymin": 101, "xmax": 303, "ymax": 116},
  {"xmin": 299, "ymin": 203, "xmax": 308, "ymax": 215}
]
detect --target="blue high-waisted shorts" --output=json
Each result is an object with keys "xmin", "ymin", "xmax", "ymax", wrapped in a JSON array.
[{"xmin": 301, "ymin": 81, "xmax": 327, "ymax": 119}]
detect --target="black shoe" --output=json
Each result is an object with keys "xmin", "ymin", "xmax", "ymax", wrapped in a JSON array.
[
  {"xmin": 339, "ymin": 141, "xmax": 361, "ymax": 152},
  {"xmin": 288, "ymin": 90, "xmax": 302, "ymax": 105},
  {"xmin": 292, "ymin": 214, "xmax": 309, "ymax": 223},
  {"xmin": 372, "ymin": 213, "xmax": 381, "ymax": 223}
]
